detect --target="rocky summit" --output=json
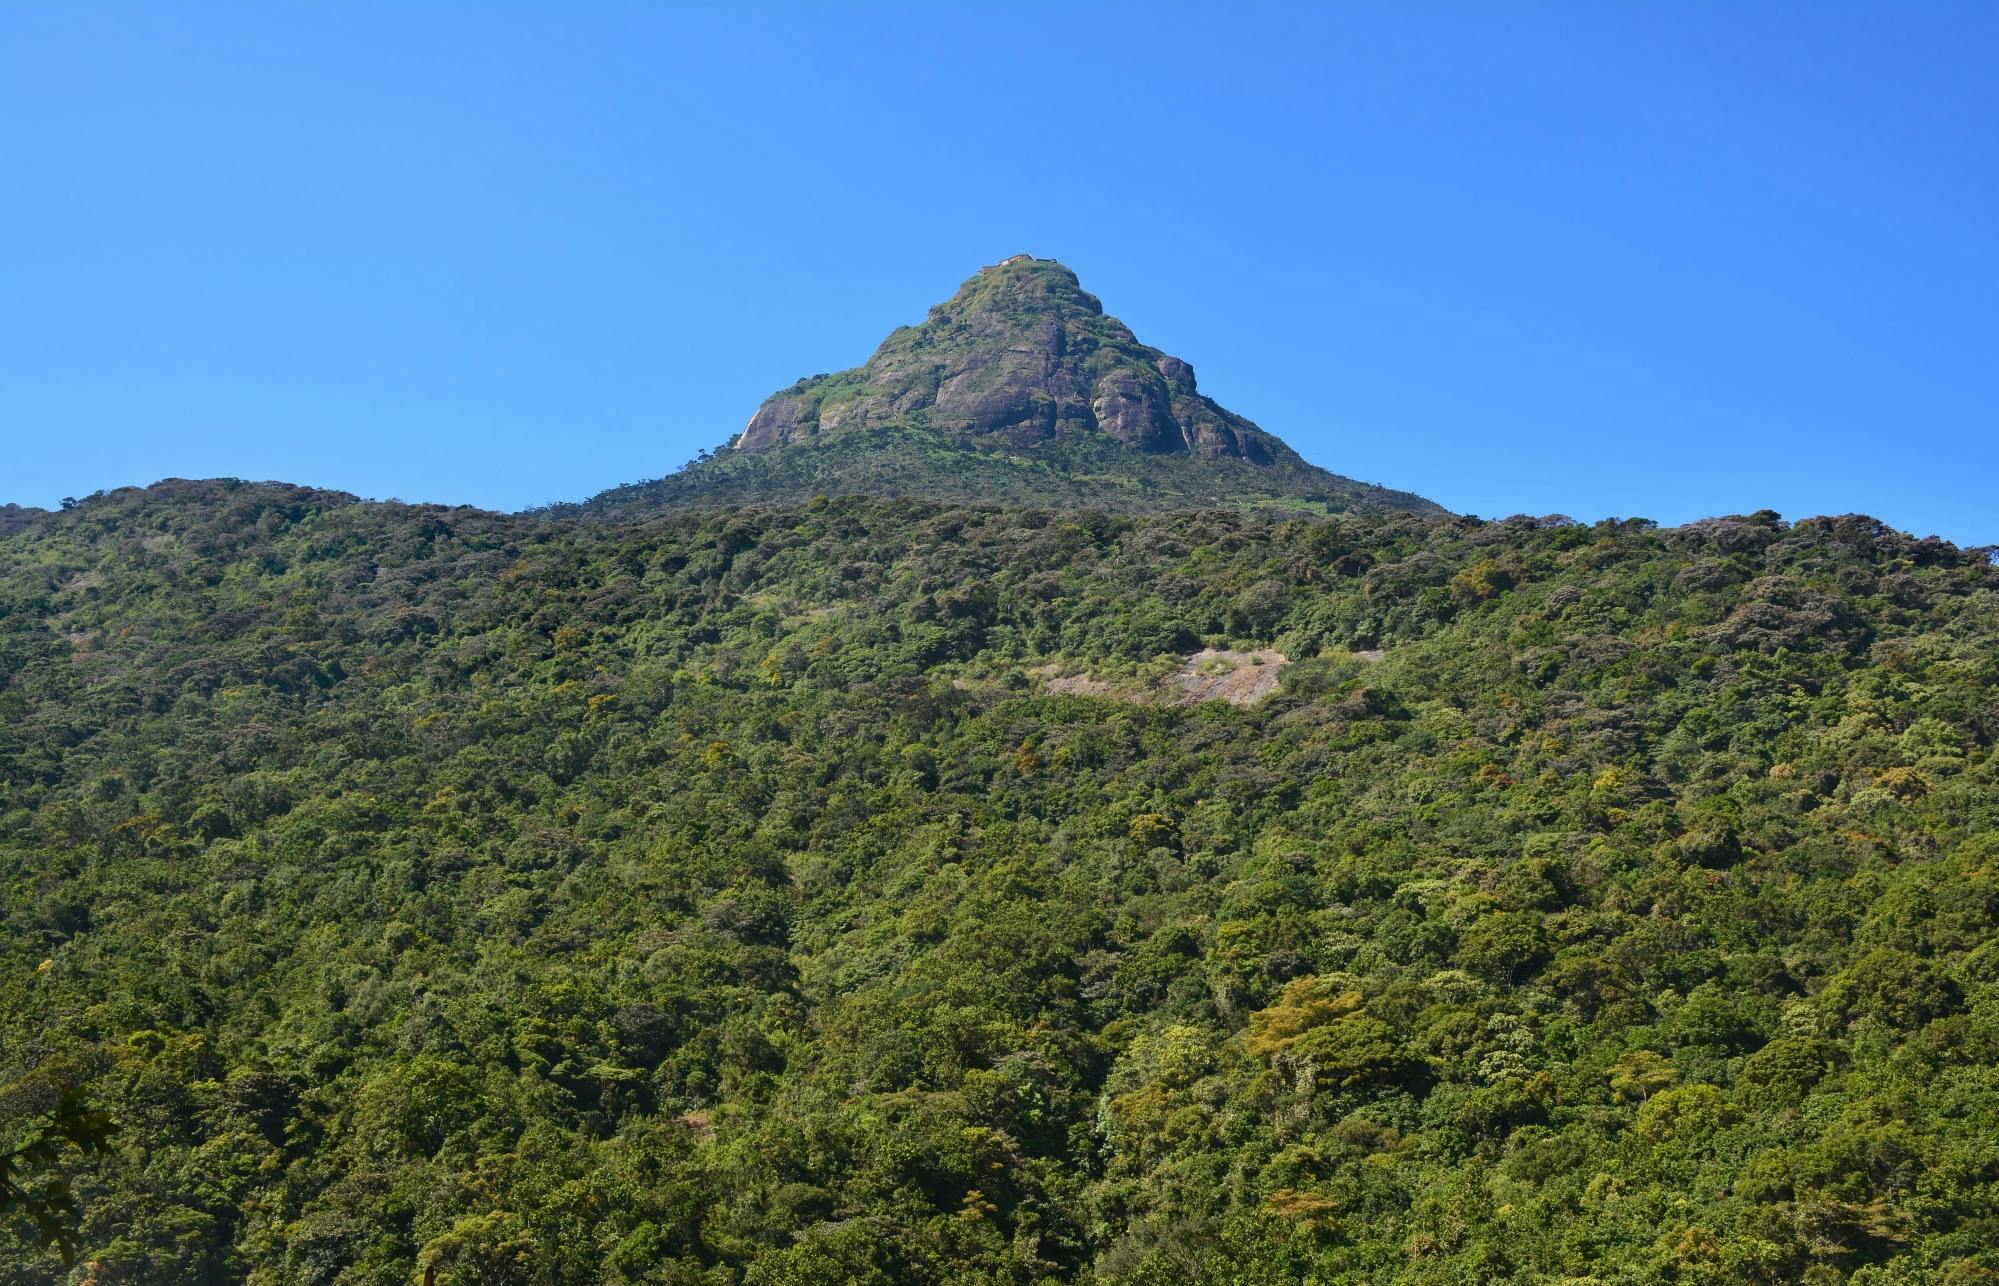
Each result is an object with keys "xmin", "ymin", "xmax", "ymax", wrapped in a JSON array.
[
  {"xmin": 737, "ymin": 255, "xmax": 1297, "ymax": 464},
  {"xmin": 564, "ymin": 257, "xmax": 1441, "ymax": 518}
]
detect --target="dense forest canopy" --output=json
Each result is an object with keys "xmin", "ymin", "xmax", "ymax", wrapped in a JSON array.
[{"xmin": 3, "ymin": 478, "xmax": 1997, "ymax": 1282}]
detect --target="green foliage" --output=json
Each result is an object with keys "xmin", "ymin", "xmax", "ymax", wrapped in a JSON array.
[
  {"xmin": 1, "ymin": 483, "xmax": 1997, "ymax": 1281},
  {"xmin": 0, "ymin": 1089, "xmax": 118, "ymax": 1264},
  {"xmin": 548, "ymin": 426, "xmax": 1435, "ymax": 520}
]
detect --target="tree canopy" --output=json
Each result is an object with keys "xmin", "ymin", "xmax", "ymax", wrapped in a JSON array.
[{"xmin": 2, "ymin": 481, "xmax": 1996, "ymax": 1282}]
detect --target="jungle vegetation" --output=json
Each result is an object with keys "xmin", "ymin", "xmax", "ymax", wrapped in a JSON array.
[{"xmin": 2, "ymin": 479, "xmax": 1997, "ymax": 1283}]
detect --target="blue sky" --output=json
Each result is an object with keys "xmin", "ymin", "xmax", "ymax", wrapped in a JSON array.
[{"xmin": 4, "ymin": 4, "xmax": 1994, "ymax": 543}]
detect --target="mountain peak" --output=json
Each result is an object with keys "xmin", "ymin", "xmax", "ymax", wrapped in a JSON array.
[
  {"xmin": 936, "ymin": 255, "xmax": 1105, "ymax": 323},
  {"xmin": 737, "ymin": 258, "xmax": 1289, "ymax": 461},
  {"xmin": 561, "ymin": 259, "xmax": 1443, "ymax": 518}
]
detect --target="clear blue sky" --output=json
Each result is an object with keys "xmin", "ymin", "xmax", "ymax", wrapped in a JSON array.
[{"xmin": 4, "ymin": 4, "xmax": 1994, "ymax": 543}]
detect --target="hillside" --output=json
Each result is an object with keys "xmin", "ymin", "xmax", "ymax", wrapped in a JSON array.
[
  {"xmin": 3, "ymin": 480, "xmax": 1997, "ymax": 1282},
  {"xmin": 0, "ymin": 504, "xmax": 51, "ymax": 537},
  {"xmin": 560, "ymin": 259, "xmax": 1442, "ymax": 518}
]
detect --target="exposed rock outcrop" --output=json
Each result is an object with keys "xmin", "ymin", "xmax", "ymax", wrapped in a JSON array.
[
  {"xmin": 734, "ymin": 257, "xmax": 1300, "ymax": 465},
  {"xmin": 1030, "ymin": 649, "xmax": 1292, "ymax": 707}
]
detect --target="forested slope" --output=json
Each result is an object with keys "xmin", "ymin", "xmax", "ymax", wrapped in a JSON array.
[
  {"xmin": 3, "ymin": 480, "xmax": 1997, "ymax": 1283},
  {"xmin": 547, "ymin": 428, "xmax": 1436, "ymax": 521}
]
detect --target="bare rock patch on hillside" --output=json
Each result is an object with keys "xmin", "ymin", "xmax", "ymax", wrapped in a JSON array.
[
  {"xmin": 1166, "ymin": 648, "xmax": 1290, "ymax": 706},
  {"xmin": 1030, "ymin": 648, "xmax": 1291, "ymax": 707},
  {"xmin": 1028, "ymin": 665, "xmax": 1119, "ymax": 699}
]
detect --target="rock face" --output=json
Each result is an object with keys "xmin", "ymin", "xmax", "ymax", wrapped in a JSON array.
[
  {"xmin": 735, "ymin": 256, "xmax": 1299, "ymax": 465},
  {"xmin": 1028, "ymin": 648, "xmax": 1293, "ymax": 707}
]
